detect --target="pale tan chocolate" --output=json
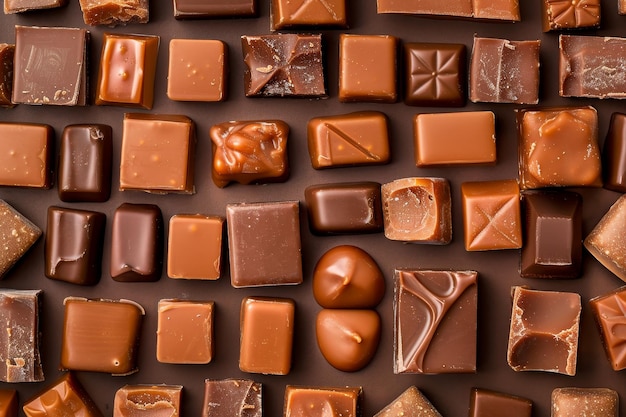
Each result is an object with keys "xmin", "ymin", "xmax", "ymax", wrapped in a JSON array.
[
  {"xmin": 114, "ymin": 385, "xmax": 182, "ymax": 417},
  {"xmin": 284, "ymin": 386, "xmax": 361, "ymax": 417},
  {"xmin": 374, "ymin": 386, "xmax": 442, "ymax": 417},
  {"xmin": 551, "ymin": 388, "xmax": 618, "ymax": 417},
  {"xmin": 585, "ymin": 194, "xmax": 626, "ymax": 282},
  {"xmin": 0, "ymin": 123, "xmax": 53, "ymax": 188},
  {"xmin": 0, "ymin": 201, "xmax": 41, "ymax": 280},
  {"xmin": 4, "ymin": 0, "xmax": 66, "ymax": 13},
  {"xmin": 78, "ymin": 0, "xmax": 148, "ymax": 26},
  {"xmin": 542, "ymin": 0, "xmax": 600, "ymax": 31}
]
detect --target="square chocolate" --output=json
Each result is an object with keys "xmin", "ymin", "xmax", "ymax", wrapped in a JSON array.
[
  {"xmin": 0, "ymin": 122, "xmax": 54, "ymax": 188},
  {"xmin": 173, "ymin": 0, "xmax": 257, "ymax": 18},
  {"xmin": 96, "ymin": 33, "xmax": 159, "ymax": 109},
  {"xmin": 167, "ymin": 39, "xmax": 227, "ymax": 102},
  {"xmin": 167, "ymin": 215, "xmax": 224, "ymax": 280},
  {"xmin": 404, "ymin": 43, "xmax": 466, "ymax": 106},
  {"xmin": 0, "ymin": 390, "xmax": 17, "ymax": 417},
  {"xmin": 23, "ymin": 373, "xmax": 101, "ymax": 417},
  {"xmin": 13, "ymin": 26, "xmax": 88, "ymax": 106},
  {"xmin": 203, "ymin": 379, "xmax": 262, "ymax": 417},
  {"xmin": 241, "ymin": 34, "xmax": 325, "ymax": 97},
  {"xmin": 284, "ymin": 386, "xmax": 361, "ymax": 416},
  {"xmin": 0, "ymin": 44, "xmax": 14, "ymax": 107},
  {"xmin": 114, "ymin": 385, "xmax": 181, "ymax": 417},
  {"xmin": 4, "ymin": 0, "xmax": 65, "ymax": 13},
  {"xmin": 78, "ymin": 0, "xmax": 149, "ymax": 26},
  {"xmin": 339, "ymin": 34, "xmax": 397, "ymax": 103},
  {"xmin": 374, "ymin": 386, "xmax": 441, "ymax": 417},
  {"xmin": 394, "ymin": 269, "xmax": 477, "ymax": 374},
  {"xmin": 469, "ymin": 388, "xmax": 532, "ymax": 417},
  {"xmin": 271, "ymin": 0, "xmax": 347, "ymax": 30},
  {"xmin": 585, "ymin": 194, "xmax": 626, "ymax": 281},
  {"xmin": 590, "ymin": 286, "xmax": 626, "ymax": 370},
  {"xmin": 120, "ymin": 113, "xmax": 195, "ymax": 194},
  {"xmin": 461, "ymin": 179, "xmax": 522, "ymax": 251},
  {"xmin": 0, "ymin": 200, "xmax": 41, "ymax": 280},
  {"xmin": 551, "ymin": 388, "xmax": 618, "ymax": 417},
  {"xmin": 542, "ymin": 0, "xmax": 600, "ymax": 31}
]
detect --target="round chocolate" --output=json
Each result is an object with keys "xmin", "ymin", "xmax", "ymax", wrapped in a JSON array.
[
  {"xmin": 315, "ymin": 309, "xmax": 381, "ymax": 372},
  {"xmin": 312, "ymin": 245, "xmax": 385, "ymax": 309}
]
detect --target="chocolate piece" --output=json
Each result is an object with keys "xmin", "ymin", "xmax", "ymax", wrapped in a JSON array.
[
  {"xmin": 517, "ymin": 106, "xmax": 601, "ymax": 189},
  {"xmin": 312, "ymin": 245, "xmax": 385, "ymax": 309},
  {"xmin": 461, "ymin": 180, "xmax": 522, "ymax": 251},
  {"xmin": 413, "ymin": 111, "xmax": 496, "ymax": 166},
  {"xmin": 590, "ymin": 286, "xmax": 626, "ymax": 370},
  {"xmin": 0, "ymin": 44, "xmax": 14, "ymax": 107},
  {"xmin": 0, "ymin": 201, "xmax": 41, "ymax": 279},
  {"xmin": 78, "ymin": 0, "xmax": 149, "ymax": 26},
  {"xmin": 507, "ymin": 286, "xmax": 581, "ymax": 375},
  {"xmin": 381, "ymin": 177, "xmax": 452, "ymax": 244},
  {"xmin": 376, "ymin": 0, "xmax": 520, "ymax": 21},
  {"xmin": 271, "ymin": 0, "xmax": 347, "ymax": 30},
  {"xmin": 542, "ymin": 0, "xmax": 600, "ymax": 31},
  {"xmin": 404, "ymin": 43, "xmax": 466, "ymax": 107},
  {"xmin": 304, "ymin": 182, "xmax": 383, "ymax": 234},
  {"xmin": 585, "ymin": 195, "xmax": 626, "ymax": 281},
  {"xmin": 203, "ymin": 379, "xmax": 262, "ymax": 417},
  {"xmin": 226, "ymin": 201, "xmax": 302, "ymax": 287},
  {"xmin": 114, "ymin": 385, "xmax": 182, "ymax": 417},
  {"xmin": 241, "ymin": 34, "xmax": 325, "ymax": 98},
  {"xmin": 167, "ymin": 215, "xmax": 224, "ymax": 280},
  {"xmin": 58, "ymin": 124, "xmax": 113, "ymax": 203},
  {"xmin": 111, "ymin": 203, "xmax": 163, "ymax": 282},
  {"xmin": 621, "ymin": 0, "xmax": 626, "ymax": 14},
  {"xmin": 394, "ymin": 269, "xmax": 477, "ymax": 374},
  {"xmin": 521, "ymin": 191, "xmax": 582, "ymax": 278},
  {"xmin": 0, "ymin": 122, "xmax": 53, "ymax": 188},
  {"xmin": 374, "ymin": 386, "xmax": 442, "ymax": 417},
  {"xmin": 339, "ymin": 34, "xmax": 397, "ymax": 103},
  {"xmin": 551, "ymin": 388, "xmax": 618, "ymax": 417},
  {"xmin": 0, "ymin": 390, "xmax": 17, "ymax": 417},
  {"xmin": 173, "ymin": 0, "xmax": 257, "ymax": 18},
  {"xmin": 23, "ymin": 373, "xmax": 102, "ymax": 417},
  {"xmin": 120, "ymin": 113, "xmax": 195, "ymax": 194},
  {"xmin": 240, "ymin": 297, "xmax": 294, "ymax": 375},
  {"xmin": 61, "ymin": 297, "xmax": 144, "ymax": 375},
  {"xmin": 316, "ymin": 309, "xmax": 380, "ymax": 372},
  {"xmin": 603, "ymin": 113, "xmax": 626, "ymax": 192},
  {"xmin": 560, "ymin": 35, "xmax": 626, "ymax": 99},
  {"xmin": 210, "ymin": 120, "xmax": 289, "ymax": 187},
  {"xmin": 307, "ymin": 112, "xmax": 390, "ymax": 169},
  {"xmin": 469, "ymin": 388, "xmax": 532, "ymax": 417},
  {"xmin": 4, "ymin": 0, "xmax": 65, "ymax": 13},
  {"xmin": 96, "ymin": 33, "xmax": 159, "ymax": 109},
  {"xmin": 167, "ymin": 39, "xmax": 227, "ymax": 102},
  {"xmin": 470, "ymin": 37, "xmax": 540, "ymax": 105},
  {"xmin": 157, "ymin": 299, "xmax": 214, "ymax": 364},
  {"xmin": 0, "ymin": 290, "xmax": 42, "ymax": 383},
  {"xmin": 45, "ymin": 206, "xmax": 106, "ymax": 286},
  {"xmin": 284, "ymin": 386, "xmax": 361, "ymax": 417},
  {"xmin": 13, "ymin": 26, "xmax": 88, "ymax": 106}
]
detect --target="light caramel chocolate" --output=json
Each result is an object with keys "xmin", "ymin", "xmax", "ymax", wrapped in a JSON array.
[
  {"xmin": 78, "ymin": 0, "xmax": 149, "ymax": 26},
  {"xmin": 114, "ymin": 385, "xmax": 182, "ymax": 417},
  {"xmin": 0, "ymin": 123, "xmax": 53, "ymax": 188},
  {"xmin": 585, "ymin": 194, "xmax": 626, "ymax": 282}
]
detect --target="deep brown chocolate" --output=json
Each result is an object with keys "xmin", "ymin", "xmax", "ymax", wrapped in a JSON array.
[
  {"xmin": 173, "ymin": 0, "xmax": 257, "ymax": 18},
  {"xmin": 0, "ymin": 44, "xmax": 13, "ymax": 107},
  {"xmin": 590, "ymin": 286, "xmax": 626, "ymax": 371},
  {"xmin": 203, "ymin": 379, "xmax": 262, "ymax": 417},
  {"xmin": 78, "ymin": 0, "xmax": 148, "ymax": 26},
  {"xmin": 469, "ymin": 388, "xmax": 532, "ymax": 417},
  {"xmin": 0, "ymin": 200, "xmax": 41, "ymax": 280},
  {"xmin": 284, "ymin": 386, "xmax": 361, "ymax": 417},
  {"xmin": 113, "ymin": 385, "xmax": 182, "ymax": 417},
  {"xmin": 23, "ymin": 373, "xmax": 102, "ymax": 417}
]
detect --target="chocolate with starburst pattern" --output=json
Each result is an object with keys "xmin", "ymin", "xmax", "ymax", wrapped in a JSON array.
[{"xmin": 542, "ymin": 0, "xmax": 600, "ymax": 31}]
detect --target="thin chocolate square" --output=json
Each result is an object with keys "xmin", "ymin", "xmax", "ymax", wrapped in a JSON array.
[
  {"xmin": 394, "ymin": 269, "xmax": 477, "ymax": 374},
  {"xmin": 4, "ymin": 0, "xmax": 65, "ymax": 13},
  {"xmin": 0, "ymin": 200, "xmax": 41, "ymax": 280},
  {"xmin": 542, "ymin": 0, "xmax": 600, "ymax": 31},
  {"xmin": 404, "ymin": 43, "xmax": 466, "ymax": 106},
  {"xmin": 590, "ymin": 286, "xmax": 626, "ymax": 370},
  {"xmin": 45, "ymin": 206, "xmax": 106, "ymax": 286},
  {"xmin": 23, "ymin": 373, "xmax": 102, "ymax": 417},
  {"xmin": 271, "ymin": 0, "xmax": 347, "ymax": 30},
  {"xmin": 78, "ymin": 0, "xmax": 149, "ymax": 26},
  {"xmin": 0, "ymin": 44, "xmax": 14, "ymax": 107},
  {"xmin": 0, "ymin": 390, "xmax": 17, "ymax": 417},
  {"xmin": 470, "ymin": 388, "xmax": 532, "ymax": 417},
  {"xmin": 585, "ymin": 195, "xmax": 626, "ymax": 281},
  {"xmin": 551, "ymin": 388, "xmax": 618, "ymax": 417},
  {"xmin": 13, "ymin": 26, "xmax": 88, "ymax": 106},
  {"xmin": 284, "ymin": 386, "xmax": 361, "ymax": 416},
  {"xmin": 203, "ymin": 379, "xmax": 262, "ymax": 417},
  {"xmin": 0, "ymin": 123, "xmax": 53, "ymax": 188},
  {"xmin": 114, "ymin": 385, "xmax": 181, "ymax": 417},
  {"xmin": 374, "ymin": 386, "xmax": 441, "ymax": 417},
  {"xmin": 173, "ymin": 0, "xmax": 257, "ymax": 18}
]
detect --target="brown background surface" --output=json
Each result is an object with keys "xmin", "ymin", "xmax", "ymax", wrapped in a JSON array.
[{"xmin": 0, "ymin": 1, "xmax": 625, "ymax": 416}]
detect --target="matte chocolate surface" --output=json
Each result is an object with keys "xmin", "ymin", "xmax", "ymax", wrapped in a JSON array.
[
  {"xmin": 4, "ymin": 0, "xmax": 65, "ymax": 13},
  {"xmin": 203, "ymin": 379, "xmax": 262, "ymax": 417},
  {"xmin": 585, "ymin": 194, "xmax": 626, "ymax": 282},
  {"xmin": 284, "ymin": 386, "xmax": 361, "ymax": 417},
  {"xmin": 271, "ymin": 0, "xmax": 347, "ymax": 30},
  {"xmin": 0, "ymin": 200, "xmax": 41, "ymax": 280},
  {"xmin": 23, "ymin": 373, "xmax": 102, "ymax": 417},
  {"xmin": 78, "ymin": 0, "xmax": 149, "ymax": 26},
  {"xmin": 173, "ymin": 0, "xmax": 257, "ymax": 18},
  {"xmin": 551, "ymin": 387, "xmax": 618, "ymax": 417},
  {"xmin": 0, "ymin": 122, "xmax": 53, "ymax": 188},
  {"xmin": 114, "ymin": 385, "xmax": 181, "ymax": 417},
  {"xmin": 374, "ymin": 386, "xmax": 441, "ymax": 417},
  {"xmin": 469, "ymin": 388, "xmax": 532, "ymax": 417},
  {"xmin": 590, "ymin": 286, "xmax": 626, "ymax": 371},
  {"xmin": 0, "ymin": 44, "xmax": 13, "ymax": 107}
]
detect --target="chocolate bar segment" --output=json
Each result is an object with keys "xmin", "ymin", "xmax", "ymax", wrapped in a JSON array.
[
  {"xmin": 551, "ymin": 388, "xmax": 618, "ymax": 417},
  {"xmin": 585, "ymin": 195, "xmax": 626, "ymax": 281},
  {"xmin": 0, "ymin": 44, "xmax": 14, "ymax": 107},
  {"xmin": 376, "ymin": 0, "xmax": 520, "ymax": 21},
  {"xmin": 114, "ymin": 385, "xmax": 182, "ymax": 417},
  {"xmin": 284, "ymin": 386, "xmax": 361, "ymax": 417},
  {"xmin": 590, "ymin": 286, "xmax": 626, "ymax": 370},
  {"xmin": 173, "ymin": 0, "xmax": 257, "ymax": 18},
  {"xmin": 542, "ymin": 0, "xmax": 600, "ymax": 31},
  {"xmin": 0, "ymin": 200, "xmax": 41, "ymax": 280},
  {"xmin": 23, "ymin": 373, "xmax": 102, "ymax": 417},
  {"xmin": 603, "ymin": 113, "xmax": 626, "ymax": 192},
  {"xmin": 0, "ymin": 390, "xmax": 17, "ymax": 417},
  {"xmin": 203, "ymin": 379, "xmax": 262, "ymax": 417},
  {"xmin": 4, "ymin": 0, "xmax": 66, "ymax": 13},
  {"xmin": 469, "ymin": 388, "xmax": 532, "ymax": 417},
  {"xmin": 374, "ymin": 386, "xmax": 442, "ymax": 417},
  {"xmin": 78, "ymin": 0, "xmax": 149, "ymax": 26},
  {"xmin": 271, "ymin": 0, "xmax": 347, "ymax": 30},
  {"xmin": 0, "ymin": 123, "xmax": 53, "ymax": 188}
]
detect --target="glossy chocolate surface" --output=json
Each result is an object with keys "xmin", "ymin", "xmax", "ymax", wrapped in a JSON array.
[
  {"xmin": 585, "ymin": 195, "xmax": 626, "ymax": 282},
  {"xmin": 542, "ymin": 0, "xmax": 600, "ymax": 31},
  {"xmin": 284, "ymin": 386, "xmax": 361, "ymax": 417},
  {"xmin": 590, "ymin": 286, "xmax": 626, "ymax": 371},
  {"xmin": 23, "ymin": 373, "xmax": 102, "ymax": 417},
  {"xmin": 0, "ymin": 389, "xmax": 17, "ymax": 417},
  {"xmin": 0, "ymin": 44, "xmax": 13, "ymax": 107},
  {"xmin": 113, "ymin": 385, "xmax": 181, "ymax": 417},
  {"xmin": 376, "ymin": 0, "xmax": 520, "ymax": 21},
  {"xmin": 172, "ymin": 0, "xmax": 257, "ymax": 18},
  {"xmin": 203, "ymin": 379, "xmax": 262, "ymax": 417},
  {"xmin": 271, "ymin": 0, "xmax": 347, "ymax": 30},
  {"xmin": 602, "ymin": 112, "xmax": 626, "ymax": 192},
  {"xmin": 551, "ymin": 388, "xmax": 618, "ymax": 417},
  {"xmin": 0, "ymin": 122, "xmax": 53, "ymax": 188},
  {"xmin": 78, "ymin": 0, "xmax": 148, "ymax": 26},
  {"xmin": 469, "ymin": 388, "xmax": 532, "ymax": 417}
]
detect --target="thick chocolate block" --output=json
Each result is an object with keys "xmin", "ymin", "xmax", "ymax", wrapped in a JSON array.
[
  {"xmin": 470, "ymin": 37, "xmax": 540, "ymax": 104},
  {"xmin": 240, "ymin": 297, "xmax": 294, "ymax": 375},
  {"xmin": 394, "ymin": 269, "xmax": 477, "ymax": 374},
  {"xmin": 284, "ymin": 386, "xmax": 361, "ymax": 417},
  {"xmin": 507, "ymin": 286, "xmax": 581, "ymax": 376},
  {"xmin": 210, "ymin": 120, "xmax": 289, "ymax": 187},
  {"xmin": 271, "ymin": 0, "xmax": 347, "ymax": 30},
  {"xmin": 603, "ymin": 113, "xmax": 626, "ymax": 192},
  {"xmin": 0, "ymin": 123, "xmax": 53, "ymax": 188},
  {"xmin": 226, "ymin": 201, "xmax": 302, "ymax": 287},
  {"xmin": 61, "ymin": 298, "xmax": 144, "ymax": 375},
  {"xmin": 339, "ymin": 34, "xmax": 397, "ymax": 103},
  {"xmin": 173, "ymin": 0, "xmax": 257, "ymax": 18},
  {"xmin": 241, "ymin": 34, "xmax": 325, "ymax": 98},
  {"xmin": 110, "ymin": 203, "xmax": 163, "ymax": 282},
  {"xmin": 312, "ymin": 245, "xmax": 385, "ymax": 309},
  {"xmin": 157, "ymin": 299, "xmax": 214, "ymax": 364},
  {"xmin": 590, "ymin": 287, "xmax": 626, "ymax": 370},
  {"xmin": 4, "ymin": 0, "xmax": 65, "ymax": 13},
  {"xmin": 45, "ymin": 207, "xmax": 106, "ymax": 286},
  {"xmin": 203, "ymin": 379, "xmax": 262, "ymax": 417},
  {"xmin": 376, "ymin": 0, "xmax": 520, "ymax": 21},
  {"xmin": 404, "ymin": 43, "xmax": 466, "ymax": 107},
  {"xmin": 374, "ymin": 386, "xmax": 442, "ymax": 417},
  {"xmin": 23, "ymin": 373, "xmax": 102, "ymax": 417},
  {"xmin": 521, "ymin": 191, "xmax": 582, "ymax": 278},
  {"xmin": 0, "ymin": 290, "xmax": 42, "ymax": 383},
  {"xmin": 382, "ymin": 177, "xmax": 452, "ymax": 244},
  {"xmin": 120, "ymin": 113, "xmax": 195, "ymax": 194},
  {"xmin": 585, "ymin": 195, "xmax": 626, "ymax": 281},
  {"xmin": 304, "ymin": 182, "xmax": 383, "ymax": 234},
  {"xmin": 413, "ymin": 111, "xmax": 496, "ymax": 166},
  {"xmin": 78, "ymin": 0, "xmax": 149, "ymax": 26},
  {"xmin": 167, "ymin": 39, "xmax": 227, "ymax": 102},
  {"xmin": 13, "ymin": 26, "xmax": 88, "ymax": 106},
  {"xmin": 0, "ymin": 201, "xmax": 41, "ymax": 280},
  {"xmin": 551, "ymin": 388, "xmax": 618, "ymax": 417},
  {"xmin": 542, "ymin": 0, "xmax": 600, "ymax": 31},
  {"xmin": 0, "ymin": 44, "xmax": 14, "ymax": 107},
  {"xmin": 307, "ymin": 112, "xmax": 390, "ymax": 169},
  {"xmin": 469, "ymin": 388, "xmax": 532, "ymax": 417},
  {"xmin": 96, "ymin": 33, "xmax": 159, "ymax": 109},
  {"xmin": 114, "ymin": 385, "xmax": 182, "ymax": 417},
  {"xmin": 517, "ymin": 107, "xmax": 601, "ymax": 189},
  {"xmin": 58, "ymin": 124, "xmax": 113, "ymax": 203}
]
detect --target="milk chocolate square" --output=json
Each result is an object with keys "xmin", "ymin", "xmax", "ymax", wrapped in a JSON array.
[
  {"xmin": 585, "ymin": 195, "xmax": 626, "ymax": 281},
  {"xmin": 542, "ymin": 0, "xmax": 600, "ymax": 31},
  {"xmin": 4, "ymin": 0, "xmax": 65, "ymax": 13},
  {"xmin": 284, "ymin": 386, "xmax": 361, "ymax": 416},
  {"xmin": 78, "ymin": 0, "xmax": 149, "ymax": 26},
  {"xmin": 0, "ymin": 201, "xmax": 41, "ymax": 280},
  {"xmin": 173, "ymin": 0, "xmax": 257, "ymax": 18},
  {"xmin": 374, "ymin": 386, "xmax": 442, "ymax": 417},
  {"xmin": 271, "ymin": 0, "xmax": 347, "ymax": 30},
  {"xmin": 469, "ymin": 388, "xmax": 532, "ymax": 417},
  {"xmin": 167, "ymin": 39, "xmax": 227, "ymax": 102},
  {"xmin": 114, "ymin": 385, "xmax": 181, "ymax": 417},
  {"xmin": 551, "ymin": 388, "xmax": 618, "ymax": 417},
  {"xmin": 0, "ymin": 123, "xmax": 53, "ymax": 188},
  {"xmin": 0, "ymin": 390, "xmax": 17, "ymax": 417},
  {"xmin": 203, "ymin": 379, "xmax": 262, "ymax": 417},
  {"xmin": 0, "ymin": 44, "xmax": 14, "ymax": 107},
  {"xmin": 23, "ymin": 373, "xmax": 102, "ymax": 417},
  {"xmin": 590, "ymin": 287, "xmax": 626, "ymax": 370}
]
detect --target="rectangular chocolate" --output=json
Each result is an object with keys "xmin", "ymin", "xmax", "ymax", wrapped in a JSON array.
[
  {"xmin": 590, "ymin": 286, "xmax": 626, "ymax": 370},
  {"xmin": 470, "ymin": 389, "xmax": 532, "ymax": 417},
  {"xmin": 203, "ymin": 379, "xmax": 262, "ymax": 417},
  {"xmin": 23, "ymin": 373, "xmax": 102, "ymax": 417},
  {"xmin": 173, "ymin": 0, "xmax": 257, "ymax": 18},
  {"xmin": 114, "ymin": 385, "xmax": 182, "ymax": 417},
  {"xmin": 4, "ymin": 0, "xmax": 65, "ymax": 13},
  {"xmin": 376, "ymin": 0, "xmax": 520, "ymax": 21},
  {"xmin": 621, "ymin": 0, "xmax": 626, "ymax": 14},
  {"xmin": 551, "ymin": 388, "xmax": 618, "ymax": 417},
  {"xmin": 0, "ymin": 44, "xmax": 14, "ymax": 107},
  {"xmin": 0, "ymin": 200, "xmax": 41, "ymax": 280},
  {"xmin": 284, "ymin": 386, "xmax": 361, "ymax": 417},
  {"xmin": 542, "ymin": 0, "xmax": 600, "ymax": 31},
  {"xmin": 585, "ymin": 194, "xmax": 626, "ymax": 282},
  {"xmin": 271, "ymin": 0, "xmax": 347, "ymax": 30},
  {"xmin": 78, "ymin": 0, "xmax": 149, "ymax": 26},
  {"xmin": 0, "ymin": 122, "xmax": 53, "ymax": 188}
]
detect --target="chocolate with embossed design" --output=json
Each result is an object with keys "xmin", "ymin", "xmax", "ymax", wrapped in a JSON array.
[
  {"xmin": 23, "ymin": 373, "xmax": 101, "ymax": 417},
  {"xmin": 590, "ymin": 286, "xmax": 626, "ymax": 370},
  {"xmin": 542, "ymin": 0, "xmax": 600, "ymax": 31},
  {"xmin": 271, "ymin": 0, "xmax": 347, "ymax": 30}
]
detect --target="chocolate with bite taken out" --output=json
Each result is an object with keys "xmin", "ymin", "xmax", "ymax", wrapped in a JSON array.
[
  {"xmin": 78, "ymin": 0, "xmax": 148, "ymax": 26},
  {"xmin": 113, "ymin": 385, "xmax": 181, "ymax": 417}
]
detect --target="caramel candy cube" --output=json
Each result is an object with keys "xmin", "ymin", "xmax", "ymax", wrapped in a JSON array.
[
  {"xmin": 96, "ymin": 33, "xmax": 159, "ymax": 109},
  {"xmin": 461, "ymin": 179, "xmax": 522, "ymax": 251},
  {"xmin": 517, "ymin": 107, "xmax": 601, "ymax": 189},
  {"xmin": 551, "ymin": 388, "xmax": 618, "ymax": 417},
  {"xmin": 339, "ymin": 34, "xmax": 397, "ymax": 103},
  {"xmin": 203, "ymin": 379, "xmax": 262, "ymax": 417},
  {"xmin": 0, "ymin": 390, "xmax": 17, "ymax": 417},
  {"xmin": 23, "ymin": 373, "xmax": 102, "ymax": 417},
  {"xmin": 374, "ymin": 386, "xmax": 442, "ymax": 417},
  {"xmin": 507, "ymin": 286, "xmax": 581, "ymax": 376},
  {"xmin": 0, "ymin": 200, "xmax": 41, "ymax": 280},
  {"xmin": 240, "ymin": 297, "xmax": 294, "ymax": 375},
  {"xmin": 284, "ymin": 386, "xmax": 361, "ymax": 417},
  {"xmin": 0, "ymin": 123, "xmax": 53, "ymax": 188},
  {"xmin": 5, "ymin": 0, "xmax": 65, "ymax": 13},
  {"xmin": 542, "ymin": 0, "xmax": 600, "ymax": 31},
  {"xmin": 413, "ymin": 111, "xmax": 495, "ymax": 166},
  {"xmin": 78, "ymin": 0, "xmax": 149, "ymax": 26},
  {"xmin": 469, "ymin": 388, "xmax": 532, "ymax": 417},
  {"xmin": 271, "ymin": 0, "xmax": 347, "ymax": 30},
  {"xmin": 114, "ymin": 385, "xmax": 182, "ymax": 417},
  {"xmin": 157, "ymin": 299, "xmax": 214, "ymax": 364},
  {"xmin": 0, "ymin": 44, "xmax": 14, "ymax": 107},
  {"xmin": 167, "ymin": 39, "xmax": 227, "ymax": 102},
  {"xmin": 585, "ymin": 195, "xmax": 626, "ymax": 281},
  {"xmin": 590, "ymin": 287, "xmax": 626, "ymax": 370},
  {"xmin": 61, "ymin": 297, "xmax": 144, "ymax": 375}
]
